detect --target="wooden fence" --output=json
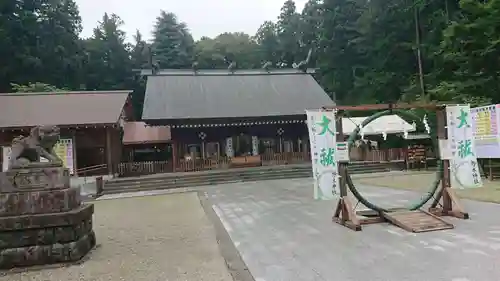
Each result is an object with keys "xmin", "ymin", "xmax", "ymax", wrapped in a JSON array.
[
  {"xmin": 115, "ymin": 148, "xmax": 410, "ymax": 177},
  {"xmin": 117, "ymin": 161, "xmax": 173, "ymax": 177},
  {"xmin": 261, "ymin": 152, "xmax": 311, "ymax": 166}
]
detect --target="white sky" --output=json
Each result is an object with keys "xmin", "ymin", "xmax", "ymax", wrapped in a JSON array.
[{"xmin": 76, "ymin": 0, "xmax": 308, "ymax": 42}]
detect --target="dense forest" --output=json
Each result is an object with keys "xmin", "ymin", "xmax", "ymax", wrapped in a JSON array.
[{"xmin": 1, "ymin": 0, "xmax": 499, "ymax": 120}]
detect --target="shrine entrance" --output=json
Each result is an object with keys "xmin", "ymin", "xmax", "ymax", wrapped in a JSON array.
[{"xmin": 234, "ymin": 134, "xmax": 252, "ymax": 156}]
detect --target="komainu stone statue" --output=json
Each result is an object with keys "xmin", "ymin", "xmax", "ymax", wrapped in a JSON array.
[
  {"xmin": 8, "ymin": 125, "xmax": 62, "ymax": 169},
  {"xmin": 0, "ymin": 125, "xmax": 96, "ymax": 269}
]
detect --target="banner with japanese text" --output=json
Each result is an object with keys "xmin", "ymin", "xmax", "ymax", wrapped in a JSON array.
[
  {"xmin": 306, "ymin": 110, "xmax": 339, "ymax": 200},
  {"xmin": 446, "ymin": 105, "xmax": 482, "ymax": 188}
]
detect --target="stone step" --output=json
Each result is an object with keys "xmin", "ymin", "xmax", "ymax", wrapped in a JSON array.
[
  {"xmin": 102, "ymin": 173, "xmax": 312, "ymax": 195},
  {"xmin": 103, "ymin": 170, "xmax": 312, "ymax": 191},
  {"xmin": 104, "ymin": 162, "xmax": 393, "ymax": 187},
  {"xmin": 101, "ymin": 162, "xmax": 395, "ymax": 195}
]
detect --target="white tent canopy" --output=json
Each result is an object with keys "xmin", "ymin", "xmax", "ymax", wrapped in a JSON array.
[{"xmin": 341, "ymin": 114, "xmax": 416, "ymax": 135}]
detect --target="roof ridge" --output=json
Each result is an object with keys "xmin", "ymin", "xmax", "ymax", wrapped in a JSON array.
[
  {"xmin": 141, "ymin": 68, "xmax": 317, "ymax": 76},
  {"xmin": 0, "ymin": 90, "xmax": 132, "ymax": 96}
]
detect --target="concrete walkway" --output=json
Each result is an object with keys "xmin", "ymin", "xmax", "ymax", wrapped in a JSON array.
[
  {"xmin": 3, "ymin": 193, "xmax": 233, "ymax": 281},
  {"xmin": 204, "ymin": 178, "xmax": 500, "ymax": 281}
]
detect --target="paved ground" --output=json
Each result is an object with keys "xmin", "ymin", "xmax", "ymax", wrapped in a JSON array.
[
  {"xmin": 203, "ymin": 178, "xmax": 500, "ymax": 281},
  {"xmin": 2, "ymin": 192, "xmax": 233, "ymax": 281}
]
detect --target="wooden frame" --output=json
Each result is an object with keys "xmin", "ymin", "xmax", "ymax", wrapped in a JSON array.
[{"xmin": 328, "ymin": 103, "xmax": 468, "ymax": 232}]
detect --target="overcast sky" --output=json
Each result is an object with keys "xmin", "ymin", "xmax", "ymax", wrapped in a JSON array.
[{"xmin": 76, "ymin": 0, "xmax": 308, "ymax": 42}]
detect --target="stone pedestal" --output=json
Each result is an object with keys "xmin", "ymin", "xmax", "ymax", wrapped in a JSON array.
[{"xmin": 0, "ymin": 164, "xmax": 95, "ymax": 269}]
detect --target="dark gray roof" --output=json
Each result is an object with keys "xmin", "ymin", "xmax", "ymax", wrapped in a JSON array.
[{"xmin": 142, "ymin": 69, "xmax": 334, "ymax": 120}]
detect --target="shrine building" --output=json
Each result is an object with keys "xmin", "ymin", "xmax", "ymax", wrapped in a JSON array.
[
  {"xmin": 0, "ymin": 90, "xmax": 132, "ymax": 176},
  {"xmin": 140, "ymin": 68, "xmax": 334, "ymax": 172}
]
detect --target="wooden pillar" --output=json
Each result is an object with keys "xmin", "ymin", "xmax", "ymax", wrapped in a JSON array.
[
  {"xmin": 172, "ymin": 140, "xmax": 177, "ymax": 172},
  {"xmin": 488, "ymin": 158, "xmax": 493, "ymax": 181},
  {"xmin": 436, "ymin": 109, "xmax": 451, "ymax": 208},
  {"xmin": 332, "ymin": 110, "xmax": 361, "ymax": 231},
  {"xmin": 105, "ymin": 127, "xmax": 113, "ymax": 175},
  {"xmin": 336, "ymin": 115, "xmax": 347, "ymax": 197},
  {"xmin": 427, "ymin": 106, "xmax": 468, "ymax": 219},
  {"xmin": 71, "ymin": 131, "xmax": 78, "ymax": 176}
]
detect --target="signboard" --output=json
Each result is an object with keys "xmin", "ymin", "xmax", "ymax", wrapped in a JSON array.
[
  {"xmin": 471, "ymin": 104, "xmax": 500, "ymax": 158},
  {"xmin": 2, "ymin": 146, "xmax": 11, "ymax": 172},
  {"xmin": 336, "ymin": 142, "xmax": 350, "ymax": 162},
  {"xmin": 54, "ymin": 138, "xmax": 75, "ymax": 175},
  {"xmin": 306, "ymin": 110, "xmax": 339, "ymax": 200},
  {"xmin": 1, "ymin": 138, "xmax": 74, "ymax": 174},
  {"xmin": 446, "ymin": 105, "xmax": 482, "ymax": 189}
]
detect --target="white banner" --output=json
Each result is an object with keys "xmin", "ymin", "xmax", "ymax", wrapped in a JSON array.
[
  {"xmin": 225, "ymin": 137, "xmax": 234, "ymax": 157},
  {"xmin": 446, "ymin": 105, "xmax": 482, "ymax": 188},
  {"xmin": 2, "ymin": 146, "xmax": 11, "ymax": 172},
  {"xmin": 306, "ymin": 110, "xmax": 339, "ymax": 200},
  {"xmin": 251, "ymin": 136, "xmax": 259, "ymax": 156}
]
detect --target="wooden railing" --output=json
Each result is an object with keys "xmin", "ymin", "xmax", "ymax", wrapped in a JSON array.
[
  {"xmin": 115, "ymin": 148, "xmax": 410, "ymax": 177},
  {"xmin": 176, "ymin": 157, "xmax": 231, "ymax": 172},
  {"xmin": 75, "ymin": 164, "xmax": 108, "ymax": 177},
  {"xmin": 261, "ymin": 152, "xmax": 311, "ymax": 166},
  {"xmin": 349, "ymin": 148, "xmax": 405, "ymax": 162},
  {"xmin": 117, "ymin": 161, "xmax": 172, "ymax": 177}
]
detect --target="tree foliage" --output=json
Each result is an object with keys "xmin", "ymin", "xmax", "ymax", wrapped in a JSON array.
[
  {"xmin": 1, "ymin": 0, "xmax": 499, "ymax": 118},
  {"xmin": 11, "ymin": 82, "xmax": 66, "ymax": 93}
]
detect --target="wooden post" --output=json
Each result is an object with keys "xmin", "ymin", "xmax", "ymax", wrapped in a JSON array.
[
  {"xmin": 105, "ymin": 127, "xmax": 113, "ymax": 175},
  {"xmin": 72, "ymin": 132, "xmax": 78, "ymax": 176},
  {"xmin": 489, "ymin": 158, "xmax": 493, "ymax": 181},
  {"xmin": 172, "ymin": 140, "xmax": 177, "ymax": 172},
  {"xmin": 429, "ymin": 107, "xmax": 469, "ymax": 219},
  {"xmin": 332, "ymin": 111, "xmax": 361, "ymax": 231}
]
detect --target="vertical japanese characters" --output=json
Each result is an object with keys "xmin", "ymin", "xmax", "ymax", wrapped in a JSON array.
[
  {"xmin": 446, "ymin": 105, "xmax": 482, "ymax": 188},
  {"xmin": 306, "ymin": 110, "xmax": 339, "ymax": 200}
]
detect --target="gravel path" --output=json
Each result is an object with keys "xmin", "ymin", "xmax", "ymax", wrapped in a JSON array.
[{"xmin": 2, "ymin": 192, "xmax": 233, "ymax": 281}]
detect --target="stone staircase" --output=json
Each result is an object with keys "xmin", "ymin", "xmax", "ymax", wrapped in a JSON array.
[{"xmin": 101, "ymin": 162, "xmax": 399, "ymax": 195}]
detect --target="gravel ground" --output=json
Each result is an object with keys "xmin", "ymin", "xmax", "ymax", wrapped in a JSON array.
[
  {"xmin": 1, "ymin": 192, "xmax": 233, "ymax": 281},
  {"xmin": 353, "ymin": 171, "xmax": 500, "ymax": 203}
]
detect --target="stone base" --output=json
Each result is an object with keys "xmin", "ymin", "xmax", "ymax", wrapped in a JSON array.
[
  {"xmin": 3, "ymin": 165, "xmax": 70, "ymax": 192},
  {"xmin": 0, "ymin": 231, "xmax": 96, "ymax": 269},
  {"xmin": 0, "ymin": 204, "xmax": 95, "ymax": 269},
  {"xmin": 0, "ymin": 186, "xmax": 81, "ymax": 217}
]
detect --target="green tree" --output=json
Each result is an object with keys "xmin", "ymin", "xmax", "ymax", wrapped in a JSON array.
[
  {"xmin": 11, "ymin": 82, "xmax": 66, "ymax": 92},
  {"xmin": 195, "ymin": 33, "xmax": 261, "ymax": 69},
  {"xmin": 131, "ymin": 30, "xmax": 150, "ymax": 69},
  {"xmin": 318, "ymin": 0, "xmax": 365, "ymax": 103},
  {"xmin": 426, "ymin": 0, "xmax": 497, "ymax": 106},
  {"xmin": 276, "ymin": 0, "xmax": 302, "ymax": 67},
  {"xmin": 349, "ymin": 0, "xmax": 417, "ymax": 104},
  {"xmin": 254, "ymin": 21, "xmax": 281, "ymax": 66},
  {"xmin": 84, "ymin": 13, "xmax": 133, "ymax": 90},
  {"xmin": 0, "ymin": 0, "xmax": 84, "ymax": 91},
  {"xmin": 152, "ymin": 11, "xmax": 194, "ymax": 68}
]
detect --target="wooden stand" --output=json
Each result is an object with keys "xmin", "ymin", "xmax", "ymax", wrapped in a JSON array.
[
  {"xmin": 332, "ymin": 117, "xmax": 384, "ymax": 231},
  {"xmin": 429, "ymin": 186, "xmax": 469, "ymax": 219},
  {"xmin": 328, "ymin": 104, "xmax": 469, "ymax": 232},
  {"xmin": 428, "ymin": 159, "xmax": 469, "ymax": 219},
  {"xmin": 428, "ymin": 109, "xmax": 469, "ymax": 220},
  {"xmin": 333, "ymin": 195, "xmax": 362, "ymax": 231}
]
